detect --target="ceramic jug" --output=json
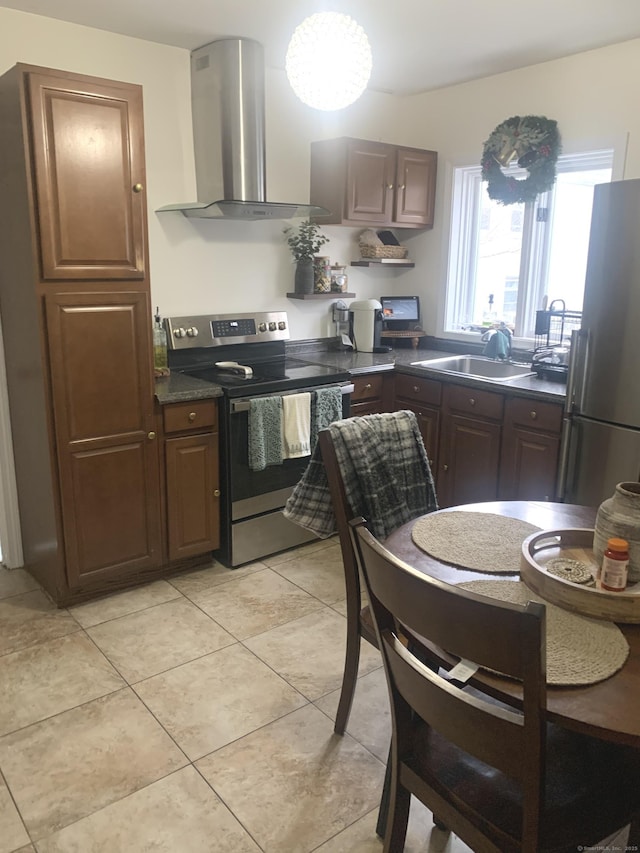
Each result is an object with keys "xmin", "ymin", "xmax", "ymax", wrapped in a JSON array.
[{"xmin": 593, "ymin": 481, "xmax": 640, "ymax": 583}]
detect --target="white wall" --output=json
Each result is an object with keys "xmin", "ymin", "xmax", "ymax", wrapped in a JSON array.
[{"xmin": 0, "ymin": 7, "xmax": 639, "ymax": 342}]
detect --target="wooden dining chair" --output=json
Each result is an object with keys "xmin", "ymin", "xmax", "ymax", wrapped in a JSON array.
[
  {"xmin": 350, "ymin": 517, "xmax": 640, "ymax": 853},
  {"xmin": 318, "ymin": 428, "xmax": 378, "ymax": 735},
  {"xmin": 317, "ymin": 412, "xmax": 436, "ymax": 736}
]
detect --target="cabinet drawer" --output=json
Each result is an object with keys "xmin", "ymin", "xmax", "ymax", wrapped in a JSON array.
[
  {"xmin": 395, "ymin": 373, "xmax": 441, "ymax": 406},
  {"xmin": 444, "ymin": 384, "xmax": 504, "ymax": 420},
  {"xmin": 505, "ymin": 397, "xmax": 563, "ymax": 434},
  {"xmin": 352, "ymin": 373, "xmax": 384, "ymax": 402},
  {"xmin": 163, "ymin": 400, "xmax": 218, "ymax": 434}
]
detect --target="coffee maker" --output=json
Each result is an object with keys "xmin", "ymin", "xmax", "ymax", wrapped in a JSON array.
[
  {"xmin": 349, "ymin": 299, "xmax": 392, "ymax": 353},
  {"xmin": 332, "ymin": 300, "xmax": 353, "ymax": 350}
]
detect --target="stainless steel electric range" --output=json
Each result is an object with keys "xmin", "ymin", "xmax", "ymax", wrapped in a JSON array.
[{"xmin": 166, "ymin": 311, "xmax": 353, "ymax": 566}]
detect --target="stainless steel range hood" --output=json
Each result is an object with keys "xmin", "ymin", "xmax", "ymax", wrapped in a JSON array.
[{"xmin": 158, "ymin": 38, "xmax": 328, "ymax": 220}]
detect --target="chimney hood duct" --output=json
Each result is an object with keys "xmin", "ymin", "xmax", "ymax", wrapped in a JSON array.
[{"xmin": 158, "ymin": 38, "xmax": 328, "ymax": 220}]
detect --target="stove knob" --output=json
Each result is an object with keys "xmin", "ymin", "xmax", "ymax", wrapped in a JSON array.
[
  {"xmin": 278, "ymin": 321, "xmax": 287, "ymax": 330},
  {"xmin": 186, "ymin": 327, "xmax": 199, "ymax": 337},
  {"xmin": 173, "ymin": 327, "xmax": 187, "ymax": 338},
  {"xmin": 269, "ymin": 322, "xmax": 277, "ymax": 331},
  {"xmin": 258, "ymin": 323, "xmax": 267, "ymax": 332}
]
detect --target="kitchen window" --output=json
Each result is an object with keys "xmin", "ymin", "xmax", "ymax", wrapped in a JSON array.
[{"xmin": 445, "ymin": 149, "xmax": 613, "ymax": 342}]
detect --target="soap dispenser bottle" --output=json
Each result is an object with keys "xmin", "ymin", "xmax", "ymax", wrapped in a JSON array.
[{"xmin": 153, "ymin": 307, "xmax": 168, "ymax": 374}]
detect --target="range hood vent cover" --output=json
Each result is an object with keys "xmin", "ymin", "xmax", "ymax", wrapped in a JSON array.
[{"xmin": 158, "ymin": 38, "xmax": 328, "ymax": 221}]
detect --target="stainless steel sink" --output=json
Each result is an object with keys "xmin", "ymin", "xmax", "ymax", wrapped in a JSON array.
[{"xmin": 411, "ymin": 355, "xmax": 535, "ymax": 381}]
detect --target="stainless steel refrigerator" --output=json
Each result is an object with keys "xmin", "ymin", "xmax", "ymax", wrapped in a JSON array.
[{"xmin": 560, "ymin": 177, "xmax": 640, "ymax": 506}]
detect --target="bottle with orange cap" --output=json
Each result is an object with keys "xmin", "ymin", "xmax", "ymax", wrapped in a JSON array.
[{"xmin": 600, "ymin": 537, "xmax": 629, "ymax": 592}]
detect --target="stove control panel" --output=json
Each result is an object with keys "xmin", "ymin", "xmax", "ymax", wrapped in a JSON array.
[{"xmin": 165, "ymin": 312, "xmax": 290, "ymax": 349}]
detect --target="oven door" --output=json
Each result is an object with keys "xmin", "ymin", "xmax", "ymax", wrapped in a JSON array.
[
  {"xmin": 224, "ymin": 384, "xmax": 352, "ymax": 565},
  {"xmin": 229, "ymin": 384, "xmax": 352, "ymax": 515}
]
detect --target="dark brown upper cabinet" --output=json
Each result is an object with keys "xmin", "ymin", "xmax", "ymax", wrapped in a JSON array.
[
  {"xmin": 27, "ymin": 70, "xmax": 147, "ymax": 280},
  {"xmin": 310, "ymin": 137, "xmax": 437, "ymax": 229}
]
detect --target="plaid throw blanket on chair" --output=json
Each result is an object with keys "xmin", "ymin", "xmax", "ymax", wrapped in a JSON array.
[{"xmin": 283, "ymin": 410, "xmax": 438, "ymax": 539}]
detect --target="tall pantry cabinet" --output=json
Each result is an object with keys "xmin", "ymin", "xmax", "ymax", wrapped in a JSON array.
[{"xmin": 0, "ymin": 64, "xmax": 162, "ymax": 605}]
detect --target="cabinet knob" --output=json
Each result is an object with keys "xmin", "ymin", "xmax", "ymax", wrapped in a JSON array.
[
  {"xmin": 364, "ymin": 383, "xmax": 372, "ymax": 391},
  {"xmin": 443, "ymin": 464, "xmax": 449, "ymax": 471},
  {"xmin": 469, "ymin": 398, "xmax": 476, "ymax": 406},
  {"xmin": 413, "ymin": 385, "xmax": 419, "ymax": 393},
  {"xmin": 147, "ymin": 431, "xmax": 156, "ymax": 440},
  {"xmin": 386, "ymin": 184, "xmax": 394, "ymax": 190},
  {"xmin": 133, "ymin": 182, "xmax": 144, "ymax": 193},
  {"xmin": 213, "ymin": 489, "xmax": 221, "ymax": 497},
  {"xmin": 399, "ymin": 184, "xmax": 406, "ymax": 190},
  {"xmin": 188, "ymin": 412, "xmax": 197, "ymax": 422},
  {"xmin": 530, "ymin": 410, "xmax": 538, "ymax": 420}
]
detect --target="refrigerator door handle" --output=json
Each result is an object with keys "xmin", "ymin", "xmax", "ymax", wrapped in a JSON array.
[
  {"xmin": 566, "ymin": 328, "xmax": 589, "ymax": 415},
  {"xmin": 556, "ymin": 416, "xmax": 573, "ymax": 500}
]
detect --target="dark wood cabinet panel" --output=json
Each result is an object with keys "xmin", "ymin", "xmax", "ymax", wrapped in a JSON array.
[
  {"xmin": 0, "ymin": 63, "xmax": 161, "ymax": 604},
  {"xmin": 46, "ymin": 291, "xmax": 161, "ymax": 587},
  {"xmin": 310, "ymin": 137, "xmax": 437, "ymax": 229},
  {"xmin": 350, "ymin": 372, "xmax": 393, "ymax": 416},
  {"xmin": 394, "ymin": 148, "xmax": 437, "ymax": 227},
  {"xmin": 27, "ymin": 70, "xmax": 146, "ymax": 280},
  {"xmin": 438, "ymin": 413, "xmax": 502, "ymax": 508},
  {"xmin": 393, "ymin": 373, "xmax": 442, "ymax": 476},
  {"xmin": 166, "ymin": 433, "xmax": 220, "ymax": 561},
  {"xmin": 499, "ymin": 427, "xmax": 561, "ymax": 502},
  {"xmin": 499, "ymin": 398, "xmax": 563, "ymax": 501},
  {"xmin": 346, "ymin": 140, "xmax": 394, "ymax": 223}
]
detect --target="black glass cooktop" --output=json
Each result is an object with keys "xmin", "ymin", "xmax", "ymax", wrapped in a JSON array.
[{"xmin": 182, "ymin": 358, "xmax": 350, "ymax": 398}]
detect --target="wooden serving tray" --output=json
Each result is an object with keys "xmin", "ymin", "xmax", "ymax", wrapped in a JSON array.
[{"xmin": 521, "ymin": 528, "xmax": 640, "ymax": 623}]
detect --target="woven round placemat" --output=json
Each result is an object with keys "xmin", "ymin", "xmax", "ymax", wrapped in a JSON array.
[
  {"xmin": 458, "ymin": 580, "xmax": 629, "ymax": 686},
  {"xmin": 412, "ymin": 511, "xmax": 541, "ymax": 573}
]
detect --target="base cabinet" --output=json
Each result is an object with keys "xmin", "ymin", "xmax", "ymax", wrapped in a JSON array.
[
  {"xmin": 163, "ymin": 401, "xmax": 220, "ymax": 561},
  {"xmin": 350, "ymin": 372, "xmax": 393, "ymax": 416},
  {"xmin": 499, "ymin": 398, "xmax": 563, "ymax": 501},
  {"xmin": 46, "ymin": 292, "xmax": 162, "ymax": 588},
  {"xmin": 438, "ymin": 385, "xmax": 504, "ymax": 508},
  {"xmin": 392, "ymin": 373, "xmax": 564, "ymax": 508},
  {"xmin": 393, "ymin": 373, "xmax": 441, "ymax": 475}
]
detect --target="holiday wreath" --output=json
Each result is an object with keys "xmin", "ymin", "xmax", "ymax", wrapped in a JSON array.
[{"xmin": 481, "ymin": 115, "xmax": 560, "ymax": 205}]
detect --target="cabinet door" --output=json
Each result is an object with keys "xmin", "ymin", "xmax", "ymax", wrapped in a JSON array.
[
  {"xmin": 166, "ymin": 433, "xmax": 220, "ymax": 560},
  {"xmin": 438, "ymin": 413, "xmax": 502, "ymax": 507},
  {"xmin": 46, "ymin": 291, "xmax": 161, "ymax": 589},
  {"xmin": 27, "ymin": 71, "xmax": 146, "ymax": 280},
  {"xmin": 396, "ymin": 401, "xmax": 440, "ymax": 476},
  {"xmin": 499, "ymin": 427, "xmax": 561, "ymax": 501},
  {"xmin": 394, "ymin": 148, "xmax": 437, "ymax": 227},
  {"xmin": 346, "ymin": 140, "xmax": 394, "ymax": 223},
  {"xmin": 499, "ymin": 397, "xmax": 562, "ymax": 501}
]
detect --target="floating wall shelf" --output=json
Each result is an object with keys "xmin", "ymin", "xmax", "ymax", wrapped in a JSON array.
[{"xmin": 286, "ymin": 292, "xmax": 356, "ymax": 300}]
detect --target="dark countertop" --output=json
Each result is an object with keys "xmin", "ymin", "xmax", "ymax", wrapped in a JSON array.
[
  {"xmin": 299, "ymin": 346, "xmax": 567, "ymax": 403},
  {"xmin": 154, "ymin": 345, "xmax": 567, "ymax": 405},
  {"xmin": 154, "ymin": 372, "xmax": 224, "ymax": 405}
]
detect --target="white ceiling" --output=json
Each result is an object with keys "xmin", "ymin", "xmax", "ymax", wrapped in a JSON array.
[{"xmin": 2, "ymin": 0, "xmax": 640, "ymax": 95}]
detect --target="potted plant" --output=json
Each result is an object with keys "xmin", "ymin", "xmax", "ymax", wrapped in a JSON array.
[{"xmin": 284, "ymin": 219, "xmax": 329, "ymax": 294}]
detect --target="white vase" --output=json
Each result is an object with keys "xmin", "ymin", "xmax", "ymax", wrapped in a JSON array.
[{"xmin": 593, "ymin": 482, "xmax": 640, "ymax": 583}]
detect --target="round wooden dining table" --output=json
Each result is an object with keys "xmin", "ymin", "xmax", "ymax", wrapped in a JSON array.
[{"xmin": 384, "ymin": 500, "xmax": 640, "ymax": 748}]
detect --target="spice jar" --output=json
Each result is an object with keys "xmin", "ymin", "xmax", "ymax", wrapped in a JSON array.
[
  {"xmin": 600, "ymin": 537, "xmax": 629, "ymax": 591},
  {"xmin": 330, "ymin": 264, "xmax": 348, "ymax": 293}
]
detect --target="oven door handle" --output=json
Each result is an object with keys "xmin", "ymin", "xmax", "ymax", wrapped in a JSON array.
[{"xmin": 230, "ymin": 383, "xmax": 354, "ymax": 414}]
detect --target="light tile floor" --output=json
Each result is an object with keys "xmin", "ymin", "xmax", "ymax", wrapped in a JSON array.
[{"xmin": 0, "ymin": 537, "xmax": 476, "ymax": 852}]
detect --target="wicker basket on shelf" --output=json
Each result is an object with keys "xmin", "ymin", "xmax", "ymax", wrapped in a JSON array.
[{"xmin": 359, "ymin": 244, "xmax": 408, "ymax": 259}]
